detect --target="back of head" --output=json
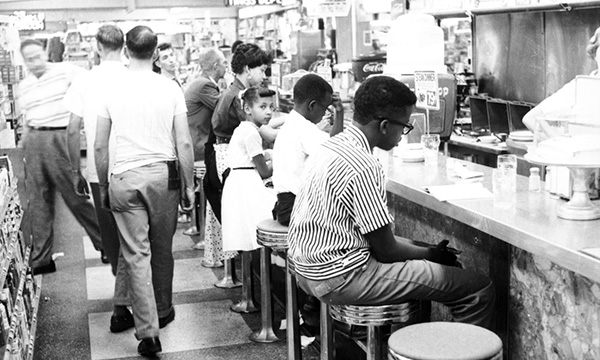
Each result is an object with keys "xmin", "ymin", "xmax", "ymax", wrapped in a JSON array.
[
  {"xmin": 96, "ymin": 24, "xmax": 124, "ymax": 52},
  {"xmin": 353, "ymin": 76, "xmax": 416, "ymax": 124},
  {"xmin": 586, "ymin": 26, "xmax": 600, "ymax": 59},
  {"xmin": 231, "ymin": 43, "xmax": 272, "ymax": 74},
  {"xmin": 126, "ymin": 25, "xmax": 157, "ymax": 60},
  {"xmin": 199, "ymin": 48, "xmax": 224, "ymax": 71},
  {"xmin": 293, "ymin": 74, "xmax": 333, "ymax": 105}
]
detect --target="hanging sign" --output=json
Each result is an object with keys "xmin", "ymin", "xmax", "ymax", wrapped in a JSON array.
[
  {"xmin": 414, "ymin": 71, "xmax": 440, "ymax": 111},
  {"xmin": 304, "ymin": 0, "xmax": 352, "ymax": 17}
]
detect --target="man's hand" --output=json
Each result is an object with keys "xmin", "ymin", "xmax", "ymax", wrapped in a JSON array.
[
  {"xmin": 429, "ymin": 239, "xmax": 460, "ymax": 266},
  {"xmin": 98, "ymin": 183, "xmax": 110, "ymax": 210},
  {"xmin": 331, "ymin": 92, "xmax": 344, "ymax": 113},
  {"xmin": 71, "ymin": 169, "xmax": 89, "ymax": 198},
  {"xmin": 181, "ymin": 187, "xmax": 195, "ymax": 212}
]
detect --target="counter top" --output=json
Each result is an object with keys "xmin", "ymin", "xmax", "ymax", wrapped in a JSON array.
[
  {"xmin": 448, "ymin": 134, "xmax": 509, "ymax": 154},
  {"xmin": 382, "ymin": 152, "xmax": 600, "ymax": 283}
]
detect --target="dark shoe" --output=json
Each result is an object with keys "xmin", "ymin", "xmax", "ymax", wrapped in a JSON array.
[
  {"xmin": 159, "ymin": 308, "xmax": 175, "ymax": 329},
  {"xmin": 138, "ymin": 337, "xmax": 162, "ymax": 358},
  {"xmin": 110, "ymin": 310, "xmax": 135, "ymax": 333},
  {"xmin": 33, "ymin": 260, "xmax": 56, "ymax": 275},
  {"xmin": 100, "ymin": 250, "xmax": 110, "ymax": 264}
]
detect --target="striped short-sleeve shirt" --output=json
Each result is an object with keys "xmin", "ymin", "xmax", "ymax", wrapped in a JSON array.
[
  {"xmin": 19, "ymin": 63, "xmax": 84, "ymax": 127},
  {"xmin": 288, "ymin": 124, "xmax": 394, "ymax": 281}
]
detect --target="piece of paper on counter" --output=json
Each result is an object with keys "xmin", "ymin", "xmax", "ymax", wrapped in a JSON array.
[
  {"xmin": 424, "ymin": 183, "xmax": 494, "ymax": 202},
  {"xmin": 450, "ymin": 164, "xmax": 484, "ymax": 179},
  {"xmin": 580, "ymin": 248, "xmax": 600, "ymax": 261}
]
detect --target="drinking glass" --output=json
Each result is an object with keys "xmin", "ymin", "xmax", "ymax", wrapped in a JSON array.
[
  {"xmin": 493, "ymin": 169, "xmax": 517, "ymax": 207},
  {"xmin": 497, "ymin": 154, "xmax": 517, "ymax": 174},
  {"xmin": 421, "ymin": 134, "xmax": 440, "ymax": 165}
]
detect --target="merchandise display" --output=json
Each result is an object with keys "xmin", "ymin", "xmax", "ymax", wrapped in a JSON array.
[{"xmin": 0, "ymin": 156, "xmax": 41, "ymax": 360}]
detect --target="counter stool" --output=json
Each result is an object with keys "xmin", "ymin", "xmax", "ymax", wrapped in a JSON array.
[
  {"xmin": 184, "ymin": 161, "xmax": 206, "ymax": 237},
  {"xmin": 287, "ymin": 256, "xmax": 331, "ymax": 360},
  {"xmin": 388, "ymin": 322, "xmax": 502, "ymax": 360},
  {"xmin": 324, "ymin": 301, "xmax": 423, "ymax": 360},
  {"xmin": 286, "ymin": 255, "xmax": 302, "ymax": 360},
  {"xmin": 230, "ymin": 251, "xmax": 258, "ymax": 313},
  {"xmin": 250, "ymin": 218, "xmax": 289, "ymax": 343}
]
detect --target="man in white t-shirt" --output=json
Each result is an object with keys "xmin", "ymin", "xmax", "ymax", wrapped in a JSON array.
[
  {"xmin": 272, "ymin": 73, "xmax": 344, "ymax": 225},
  {"xmin": 63, "ymin": 25, "xmax": 131, "ymax": 326},
  {"xmin": 95, "ymin": 25, "xmax": 194, "ymax": 358}
]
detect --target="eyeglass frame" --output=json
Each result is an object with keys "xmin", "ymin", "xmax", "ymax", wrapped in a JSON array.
[{"xmin": 373, "ymin": 115, "xmax": 414, "ymax": 135}]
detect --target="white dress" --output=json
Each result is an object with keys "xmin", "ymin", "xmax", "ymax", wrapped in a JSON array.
[{"xmin": 222, "ymin": 121, "xmax": 276, "ymax": 251}]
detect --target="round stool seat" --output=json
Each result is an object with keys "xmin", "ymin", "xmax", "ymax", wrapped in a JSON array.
[
  {"xmin": 388, "ymin": 322, "xmax": 502, "ymax": 360},
  {"xmin": 194, "ymin": 161, "xmax": 206, "ymax": 179},
  {"xmin": 256, "ymin": 218, "xmax": 289, "ymax": 250},
  {"xmin": 330, "ymin": 302, "xmax": 421, "ymax": 327}
]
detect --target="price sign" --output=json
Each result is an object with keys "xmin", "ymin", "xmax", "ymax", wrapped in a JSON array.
[{"xmin": 414, "ymin": 71, "xmax": 440, "ymax": 111}]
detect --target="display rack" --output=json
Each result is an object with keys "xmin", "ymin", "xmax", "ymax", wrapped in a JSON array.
[
  {"xmin": 0, "ymin": 20, "xmax": 24, "ymax": 148},
  {"xmin": 0, "ymin": 157, "xmax": 40, "ymax": 360}
]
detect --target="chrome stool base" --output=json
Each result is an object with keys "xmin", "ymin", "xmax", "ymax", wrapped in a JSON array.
[
  {"xmin": 230, "ymin": 251, "xmax": 258, "ymax": 313},
  {"xmin": 214, "ymin": 258, "xmax": 242, "ymax": 289}
]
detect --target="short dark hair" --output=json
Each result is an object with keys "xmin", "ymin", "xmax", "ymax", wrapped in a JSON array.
[
  {"xmin": 353, "ymin": 76, "xmax": 416, "ymax": 125},
  {"xmin": 157, "ymin": 42, "xmax": 173, "ymax": 53},
  {"xmin": 96, "ymin": 24, "xmax": 124, "ymax": 52},
  {"xmin": 241, "ymin": 86, "xmax": 276, "ymax": 108},
  {"xmin": 126, "ymin": 25, "xmax": 157, "ymax": 60},
  {"xmin": 293, "ymin": 74, "xmax": 333, "ymax": 105},
  {"xmin": 20, "ymin": 38, "xmax": 44, "ymax": 52},
  {"xmin": 231, "ymin": 43, "xmax": 272, "ymax": 75}
]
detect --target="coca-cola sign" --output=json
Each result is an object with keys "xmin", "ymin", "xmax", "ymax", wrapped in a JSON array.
[{"xmin": 362, "ymin": 62, "xmax": 385, "ymax": 74}]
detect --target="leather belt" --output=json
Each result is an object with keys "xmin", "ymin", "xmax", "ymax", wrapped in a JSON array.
[
  {"xmin": 215, "ymin": 136, "xmax": 231, "ymax": 145},
  {"xmin": 30, "ymin": 126, "xmax": 67, "ymax": 131}
]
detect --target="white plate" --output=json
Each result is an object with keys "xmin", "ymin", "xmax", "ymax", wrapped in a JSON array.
[{"xmin": 509, "ymin": 130, "xmax": 534, "ymax": 141}]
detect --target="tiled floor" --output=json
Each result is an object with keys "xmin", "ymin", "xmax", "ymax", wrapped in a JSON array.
[{"xmin": 31, "ymin": 195, "xmax": 323, "ymax": 360}]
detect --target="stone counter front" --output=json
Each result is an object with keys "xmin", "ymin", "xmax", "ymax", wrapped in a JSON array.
[{"xmin": 384, "ymin": 153, "xmax": 600, "ymax": 360}]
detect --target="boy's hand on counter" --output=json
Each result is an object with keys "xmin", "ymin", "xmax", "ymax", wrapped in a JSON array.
[{"xmin": 429, "ymin": 239, "xmax": 459, "ymax": 266}]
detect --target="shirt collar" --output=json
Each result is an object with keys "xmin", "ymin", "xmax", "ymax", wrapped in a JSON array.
[{"xmin": 345, "ymin": 124, "xmax": 371, "ymax": 153}]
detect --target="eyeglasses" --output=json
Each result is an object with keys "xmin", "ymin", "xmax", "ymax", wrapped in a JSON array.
[{"xmin": 374, "ymin": 116, "xmax": 414, "ymax": 135}]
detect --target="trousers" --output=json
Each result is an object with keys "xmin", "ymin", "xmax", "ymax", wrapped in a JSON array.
[
  {"xmin": 25, "ymin": 129, "xmax": 102, "ymax": 268},
  {"xmin": 296, "ymin": 256, "xmax": 496, "ymax": 331},
  {"xmin": 109, "ymin": 162, "xmax": 178, "ymax": 339}
]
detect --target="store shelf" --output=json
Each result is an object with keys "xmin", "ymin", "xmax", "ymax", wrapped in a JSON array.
[{"xmin": 25, "ymin": 276, "xmax": 41, "ymax": 360}]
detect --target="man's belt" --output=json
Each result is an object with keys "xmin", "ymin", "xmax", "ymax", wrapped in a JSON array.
[
  {"xmin": 215, "ymin": 136, "xmax": 231, "ymax": 144},
  {"xmin": 30, "ymin": 126, "xmax": 67, "ymax": 131}
]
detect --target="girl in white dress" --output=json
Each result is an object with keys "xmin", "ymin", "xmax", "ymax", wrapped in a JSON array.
[{"xmin": 222, "ymin": 87, "xmax": 277, "ymax": 251}]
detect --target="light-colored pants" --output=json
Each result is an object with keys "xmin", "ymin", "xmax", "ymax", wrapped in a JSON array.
[
  {"xmin": 25, "ymin": 128, "xmax": 101, "ymax": 268},
  {"xmin": 296, "ymin": 256, "xmax": 496, "ymax": 331},
  {"xmin": 109, "ymin": 162, "xmax": 178, "ymax": 339}
]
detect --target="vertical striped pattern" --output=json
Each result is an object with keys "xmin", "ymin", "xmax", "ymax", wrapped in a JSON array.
[
  {"xmin": 19, "ymin": 63, "xmax": 82, "ymax": 127},
  {"xmin": 288, "ymin": 125, "xmax": 394, "ymax": 281}
]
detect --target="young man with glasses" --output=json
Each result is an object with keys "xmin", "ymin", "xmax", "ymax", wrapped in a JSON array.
[{"xmin": 288, "ymin": 75, "xmax": 496, "ymax": 331}]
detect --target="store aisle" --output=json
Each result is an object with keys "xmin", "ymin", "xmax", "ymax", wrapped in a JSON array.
[{"xmin": 30, "ymin": 195, "xmax": 309, "ymax": 360}]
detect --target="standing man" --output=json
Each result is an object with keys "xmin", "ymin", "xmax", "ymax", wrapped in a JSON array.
[
  {"xmin": 18, "ymin": 39, "xmax": 102, "ymax": 275},
  {"xmin": 289, "ymin": 76, "xmax": 496, "ymax": 331},
  {"xmin": 63, "ymin": 24, "xmax": 133, "ymax": 333},
  {"xmin": 95, "ymin": 26, "xmax": 194, "ymax": 357},
  {"xmin": 153, "ymin": 42, "xmax": 181, "ymax": 87},
  {"xmin": 185, "ymin": 48, "xmax": 227, "ymax": 164},
  {"xmin": 184, "ymin": 48, "xmax": 227, "ymax": 258}
]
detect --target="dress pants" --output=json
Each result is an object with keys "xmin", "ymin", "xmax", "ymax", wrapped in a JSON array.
[
  {"xmin": 109, "ymin": 162, "xmax": 178, "ymax": 339},
  {"xmin": 25, "ymin": 129, "xmax": 102, "ymax": 268},
  {"xmin": 90, "ymin": 183, "xmax": 129, "ymax": 304},
  {"xmin": 90, "ymin": 182, "xmax": 121, "ymax": 275},
  {"xmin": 296, "ymin": 256, "xmax": 496, "ymax": 331}
]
